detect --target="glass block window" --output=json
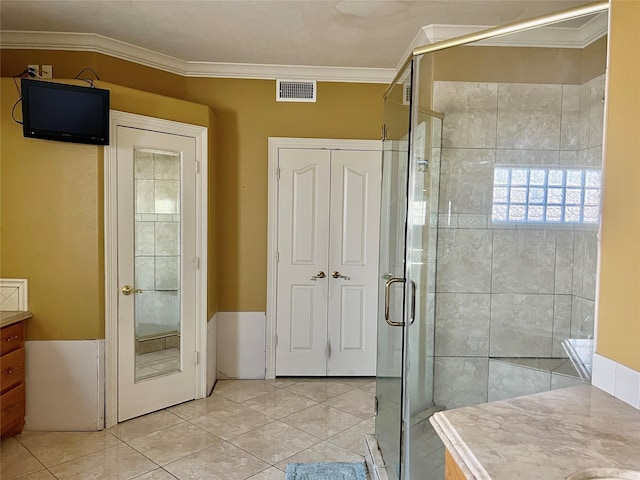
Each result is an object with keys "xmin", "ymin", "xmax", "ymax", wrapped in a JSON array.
[{"xmin": 492, "ymin": 167, "xmax": 601, "ymax": 224}]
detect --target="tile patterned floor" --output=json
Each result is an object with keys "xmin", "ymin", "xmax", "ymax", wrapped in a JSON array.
[{"xmin": 1, "ymin": 378, "xmax": 375, "ymax": 480}]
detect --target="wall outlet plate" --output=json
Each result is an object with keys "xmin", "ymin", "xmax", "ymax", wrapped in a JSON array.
[{"xmin": 41, "ymin": 65, "xmax": 52, "ymax": 78}]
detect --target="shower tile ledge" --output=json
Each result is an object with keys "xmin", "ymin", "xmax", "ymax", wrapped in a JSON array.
[{"xmin": 429, "ymin": 385, "xmax": 640, "ymax": 480}]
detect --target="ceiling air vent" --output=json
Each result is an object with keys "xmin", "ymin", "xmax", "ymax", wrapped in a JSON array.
[{"xmin": 276, "ymin": 79, "xmax": 317, "ymax": 102}]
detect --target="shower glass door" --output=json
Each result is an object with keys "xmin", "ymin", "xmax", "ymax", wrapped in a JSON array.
[
  {"xmin": 376, "ymin": 56, "xmax": 443, "ymax": 480},
  {"xmin": 375, "ymin": 61, "xmax": 412, "ymax": 480}
]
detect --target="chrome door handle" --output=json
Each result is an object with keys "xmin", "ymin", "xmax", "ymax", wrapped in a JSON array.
[
  {"xmin": 311, "ymin": 271, "xmax": 326, "ymax": 281},
  {"xmin": 384, "ymin": 277, "xmax": 404, "ymax": 327},
  {"xmin": 121, "ymin": 285, "xmax": 143, "ymax": 295},
  {"xmin": 332, "ymin": 271, "xmax": 350, "ymax": 280}
]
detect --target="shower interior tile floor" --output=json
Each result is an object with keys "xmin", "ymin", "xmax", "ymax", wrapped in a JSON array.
[{"xmin": 1, "ymin": 378, "xmax": 381, "ymax": 480}]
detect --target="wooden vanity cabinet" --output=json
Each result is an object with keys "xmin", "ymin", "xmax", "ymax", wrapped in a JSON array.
[
  {"xmin": 1, "ymin": 321, "xmax": 26, "ymax": 437},
  {"xmin": 445, "ymin": 448, "xmax": 468, "ymax": 480}
]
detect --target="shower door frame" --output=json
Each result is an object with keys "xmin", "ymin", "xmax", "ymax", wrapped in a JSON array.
[{"xmin": 377, "ymin": 2, "xmax": 610, "ymax": 479}]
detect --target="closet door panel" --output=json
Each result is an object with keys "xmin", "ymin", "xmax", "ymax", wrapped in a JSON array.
[
  {"xmin": 328, "ymin": 150, "xmax": 382, "ymax": 376},
  {"xmin": 276, "ymin": 149, "xmax": 330, "ymax": 375}
]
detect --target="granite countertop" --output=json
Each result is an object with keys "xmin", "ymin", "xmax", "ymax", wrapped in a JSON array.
[
  {"xmin": 430, "ymin": 385, "xmax": 640, "ymax": 480},
  {"xmin": 0, "ymin": 310, "xmax": 32, "ymax": 328}
]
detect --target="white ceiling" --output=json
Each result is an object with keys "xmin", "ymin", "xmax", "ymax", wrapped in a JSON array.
[{"xmin": 1, "ymin": 0, "xmax": 594, "ymax": 72}]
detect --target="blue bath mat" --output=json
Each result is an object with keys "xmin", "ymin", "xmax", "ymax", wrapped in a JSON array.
[{"xmin": 285, "ymin": 462, "xmax": 368, "ymax": 480}]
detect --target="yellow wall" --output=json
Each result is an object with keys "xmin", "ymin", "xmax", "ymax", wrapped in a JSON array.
[
  {"xmin": 1, "ymin": 50, "xmax": 385, "ymax": 339},
  {"xmin": 433, "ymin": 38, "xmax": 607, "ymax": 84},
  {"xmin": 596, "ymin": 0, "xmax": 640, "ymax": 371},
  {"xmin": 0, "ymin": 78, "xmax": 211, "ymax": 340},
  {"xmin": 185, "ymin": 78, "xmax": 385, "ymax": 310}
]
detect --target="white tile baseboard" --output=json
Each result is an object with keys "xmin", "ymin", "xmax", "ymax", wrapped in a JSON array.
[
  {"xmin": 207, "ymin": 313, "xmax": 217, "ymax": 394},
  {"xmin": 25, "ymin": 340, "xmax": 105, "ymax": 431},
  {"xmin": 592, "ymin": 353, "xmax": 640, "ymax": 409},
  {"xmin": 216, "ymin": 312, "xmax": 266, "ymax": 379}
]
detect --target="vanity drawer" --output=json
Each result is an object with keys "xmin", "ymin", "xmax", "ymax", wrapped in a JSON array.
[
  {"xmin": 1, "ymin": 323, "xmax": 24, "ymax": 355},
  {"xmin": 0, "ymin": 384, "xmax": 25, "ymax": 436},
  {"xmin": 1, "ymin": 347, "xmax": 25, "ymax": 393}
]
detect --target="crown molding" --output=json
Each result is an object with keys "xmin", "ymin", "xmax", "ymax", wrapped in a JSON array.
[
  {"xmin": 396, "ymin": 12, "xmax": 607, "ymax": 71},
  {"xmin": 0, "ymin": 30, "xmax": 395, "ymax": 83}
]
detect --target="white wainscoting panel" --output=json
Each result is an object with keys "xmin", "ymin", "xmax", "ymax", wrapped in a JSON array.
[
  {"xmin": 25, "ymin": 340, "xmax": 105, "ymax": 431},
  {"xmin": 592, "ymin": 353, "xmax": 640, "ymax": 409},
  {"xmin": 207, "ymin": 313, "xmax": 217, "ymax": 394},
  {"xmin": 216, "ymin": 312, "xmax": 265, "ymax": 379}
]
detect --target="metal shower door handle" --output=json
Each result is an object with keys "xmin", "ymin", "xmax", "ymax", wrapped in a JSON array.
[
  {"xmin": 384, "ymin": 277, "xmax": 405, "ymax": 327},
  {"xmin": 409, "ymin": 280, "xmax": 416, "ymax": 326}
]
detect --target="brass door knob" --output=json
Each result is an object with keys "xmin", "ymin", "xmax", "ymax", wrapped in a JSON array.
[
  {"xmin": 121, "ymin": 285, "xmax": 143, "ymax": 295},
  {"xmin": 332, "ymin": 271, "xmax": 351, "ymax": 280},
  {"xmin": 311, "ymin": 271, "xmax": 326, "ymax": 281}
]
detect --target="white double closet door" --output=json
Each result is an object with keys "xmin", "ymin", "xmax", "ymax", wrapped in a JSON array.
[{"xmin": 276, "ymin": 146, "xmax": 381, "ymax": 376}]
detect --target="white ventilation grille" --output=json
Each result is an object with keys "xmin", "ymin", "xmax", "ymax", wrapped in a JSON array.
[
  {"xmin": 276, "ymin": 79, "xmax": 317, "ymax": 102},
  {"xmin": 403, "ymin": 83, "xmax": 411, "ymax": 105}
]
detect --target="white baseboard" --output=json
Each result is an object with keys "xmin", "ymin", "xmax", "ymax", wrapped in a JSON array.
[
  {"xmin": 207, "ymin": 313, "xmax": 217, "ymax": 394},
  {"xmin": 216, "ymin": 312, "xmax": 265, "ymax": 379},
  {"xmin": 592, "ymin": 353, "xmax": 640, "ymax": 409},
  {"xmin": 25, "ymin": 340, "xmax": 105, "ymax": 431}
]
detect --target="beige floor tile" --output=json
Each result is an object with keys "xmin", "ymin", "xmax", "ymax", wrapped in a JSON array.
[
  {"xmin": 264, "ymin": 378, "xmax": 301, "ymax": 389},
  {"xmin": 281, "ymin": 404, "xmax": 362, "ymax": 439},
  {"xmin": 167, "ymin": 393, "xmax": 236, "ymax": 421},
  {"xmin": 190, "ymin": 403, "xmax": 271, "ymax": 440},
  {"xmin": 0, "ymin": 437, "xmax": 45, "ymax": 480},
  {"xmin": 333, "ymin": 378, "xmax": 376, "ymax": 389},
  {"xmin": 109, "ymin": 410, "xmax": 184, "ymax": 442},
  {"xmin": 242, "ymin": 389, "xmax": 317, "ymax": 419},
  {"xmin": 325, "ymin": 388, "xmax": 375, "ymax": 419},
  {"xmin": 284, "ymin": 380, "xmax": 353, "ymax": 402},
  {"xmin": 275, "ymin": 441, "xmax": 364, "ymax": 470},
  {"xmin": 164, "ymin": 441, "xmax": 269, "ymax": 480},
  {"xmin": 246, "ymin": 466, "xmax": 285, "ymax": 479},
  {"xmin": 49, "ymin": 443, "xmax": 156, "ymax": 479},
  {"xmin": 131, "ymin": 469, "xmax": 178, "ymax": 479},
  {"xmin": 128, "ymin": 422, "xmax": 220, "ymax": 466},
  {"xmin": 356, "ymin": 380, "xmax": 377, "ymax": 394},
  {"xmin": 327, "ymin": 417, "xmax": 375, "ymax": 455},
  {"xmin": 229, "ymin": 421, "xmax": 320, "ymax": 464},
  {"xmin": 213, "ymin": 380, "xmax": 276, "ymax": 403},
  {"xmin": 15, "ymin": 430, "xmax": 122, "ymax": 467},
  {"xmin": 11, "ymin": 470, "xmax": 57, "ymax": 480}
]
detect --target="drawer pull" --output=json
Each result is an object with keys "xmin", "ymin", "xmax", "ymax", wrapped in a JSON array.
[
  {"xmin": 3, "ymin": 403, "xmax": 20, "ymax": 414},
  {"xmin": 4, "ymin": 366, "xmax": 20, "ymax": 375},
  {"xmin": 2, "ymin": 335, "xmax": 19, "ymax": 342}
]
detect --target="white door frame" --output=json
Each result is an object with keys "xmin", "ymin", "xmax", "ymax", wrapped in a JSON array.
[
  {"xmin": 266, "ymin": 137, "xmax": 382, "ymax": 379},
  {"xmin": 104, "ymin": 110, "xmax": 208, "ymax": 427}
]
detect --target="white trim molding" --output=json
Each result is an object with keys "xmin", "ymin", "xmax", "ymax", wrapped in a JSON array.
[
  {"xmin": 0, "ymin": 278, "xmax": 29, "ymax": 311},
  {"xmin": 396, "ymin": 12, "xmax": 608, "ymax": 72},
  {"xmin": 592, "ymin": 353, "xmax": 640, "ymax": 409},
  {"xmin": 265, "ymin": 137, "xmax": 383, "ymax": 379},
  {"xmin": 1, "ymin": 30, "xmax": 395, "ymax": 83},
  {"xmin": 104, "ymin": 110, "xmax": 208, "ymax": 427}
]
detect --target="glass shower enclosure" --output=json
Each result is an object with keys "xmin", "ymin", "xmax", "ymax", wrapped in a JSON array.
[{"xmin": 374, "ymin": 2, "xmax": 609, "ymax": 479}]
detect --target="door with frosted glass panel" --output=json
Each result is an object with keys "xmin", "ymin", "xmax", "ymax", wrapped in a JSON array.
[{"xmin": 117, "ymin": 125, "xmax": 197, "ymax": 421}]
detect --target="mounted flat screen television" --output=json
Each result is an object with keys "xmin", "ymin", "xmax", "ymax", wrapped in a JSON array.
[{"xmin": 21, "ymin": 79, "xmax": 110, "ymax": 145}]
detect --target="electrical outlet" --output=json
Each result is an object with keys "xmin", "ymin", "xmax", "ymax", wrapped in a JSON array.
[
  {"xmin": 28, "ymin": 64, "xmax": 39, "ymax": 77},
  {"xmin": 41, "ymin": 65, "xmax": 53, "ymax": 79}
]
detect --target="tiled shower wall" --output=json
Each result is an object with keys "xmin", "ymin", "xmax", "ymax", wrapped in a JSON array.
[
  {"xmin": 134, "ymin": 150, "xmax": 181, "ymax": 337},
  {"xmin": 431, "ymin": 75, "xmax": 604, "ymax": 409}
]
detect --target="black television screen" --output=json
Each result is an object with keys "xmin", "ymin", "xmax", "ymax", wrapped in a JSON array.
[{"xmin": 21, "ymin": 79, "xmax": 110, "ymax": 145}]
